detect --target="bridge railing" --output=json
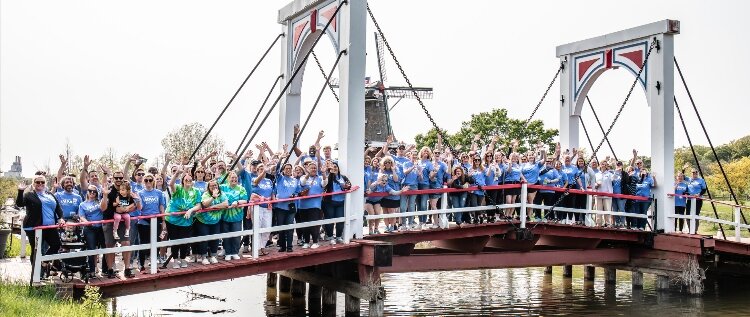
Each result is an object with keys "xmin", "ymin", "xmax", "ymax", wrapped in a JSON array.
[
  {"xmin": 362, "ymin": 183, "xmax": 651, "ymax": 231},
  {"xmin": 30, "ymin": 186, "xmax": 361, "ymax": 283},
  {"xmin": 667, "ymin": 194, "xmax": 750, "ymax": 241}
]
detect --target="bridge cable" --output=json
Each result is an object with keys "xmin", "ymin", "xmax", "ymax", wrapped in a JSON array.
[
  {"xmin": 674, "ymin": 97, "xmax": 728, "ymax": 238},
  {"xmin": 273, "ymin": 50, "xmax": 347, "ymax": 190},
  {"xmin": 525, "ymin": 61, "xmax": 565, "ymax": 125},
  {"xmin": 187, "ymin": 33, "xmax": 284, "ymax": 164},
  {"xmin": 588, "ymin": 38, "xmax": 658, "ymax": 162},
  {"xmin": 674, "ymin": 57, "xmax": 747, "ymax": 226},
  {"xmin": 223, "ymin": 1, "xmax": 346, "ymax": 178},
  {"xmin": 312, "ymin": 50, "xmax": 340, "ymax": 102},
  {"xmin": 231, "ymin": 74, "xmax": 284, "ymax": 159},
  {"xmin": 368, "ymin": 4, "xmax": 524, "ymax": 230},
  {"xmin": 586, "ymin": 96, "xmax": 618, "ymax": 162}
]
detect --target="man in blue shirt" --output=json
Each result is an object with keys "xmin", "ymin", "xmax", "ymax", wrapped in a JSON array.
[{"xmin": 54, "ymin": 176, "xmax": 83, "ymax": 220}]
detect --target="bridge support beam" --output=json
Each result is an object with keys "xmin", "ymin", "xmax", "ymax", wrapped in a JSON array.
[
  {"xmin": 656, "ymin": 274, "xmax": 670, "ymax": 291},
  {"xmin": 632, "ymin": 271, "xmax": 644, "ymax": 288},
  {"xmin": 605, "ymin": 267, "xmax": 616, "ymax": 284},
  {"xmin": 544, "ymin": 266, "xmax": 553, "ymax": 274},
  {"xmin": 308, "ymin": 284, "xmax": 321, "ymax": 310},
  {"xmin": 345, "ymin": 294, "xmax": 360, "ymax": 316},
  {"xmin": 322, "ymin": 287, "xmax": 337, "ymax": 308},
  {"xmin": 563, "ymin": 265, "xmax": 573, "ymax": 278},
  {"xmin": 291, "ymin": 279, "xmax": 306, "ymax": 298},
  {"xmin": 584, "ymin": 265, "xmax": 595, "ymax": 281},
  {"xmin": 267, "ymin": 272, "xmax": 278, "ymax": 288},
  {"xmin": 279, "ymin": 275, "xmax": 292, "ymax": 294}
]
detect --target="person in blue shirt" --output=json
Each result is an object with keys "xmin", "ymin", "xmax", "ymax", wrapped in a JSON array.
[
  {"xmin": 17, "ymin": 175, "xmax": 65, "ymax": 277},
  {"xmin": 611, "ymin": 161, "xmax": 627, "ymax": 228},
  {"xmin": 467, "ymin": 157, "xmax": 487, "ymax": 224},
  {"xmin": 323, "ymin": 162, "xmax": 352, "ymax": 242},
  {"xmin": 483, "ymin": 152, "xmax": 500, "ymax": 222},
  {"xmin": 538, "ymin": 158, "xmax": 562, "ymax": 220},
  {"xmin": 55, "ymin": 176, "xmax": 83, "ymax": 220},
  {"xmin": 193, "ymin": 167, "xmax": 209, "ymax": 194},
  {"xmin": 522, "ymin": 151, "xmax": 545, "ymax": 221},
  {"xmin": 633, "ymin": 168, "xmax": 657, "ymax": 230},
  {"xmin": 674, "ymin": 172, "xmax": 690, "ymax": 232},
  {"xmin": 502, "ymin": 153, "xmax": 526, "ymax": 219},
  {"xmin": 572, "ymin": 157, "xmax": 589, "ymax": 224},
  {"xmin": 135, "ymin": 174, "xmax": 166, "ymax": 271},
  {"xmin": 273, "ymin": 163, "xmax": 302, "ymax": 252},
  {"xmin": 683, "ymin": 164, "xmax": 708, "ymax": 231},
  {"xmin": 253, "ymin": 163, "xmax": 274, "ymax": 255},
  {"xmin": 367, "ymin": 173, "xmax": 408, "ymax": 232},
  {"xmin": 299, "ymin": 164, "xmax": 325, "ymax": 248},
  {"xmin": 399, "ymin": 151, "xmax": 420, "ymax": 229},
  {"xmin": 378, "ymin": 156, "xmax": 402, "ymax": 233},
  {"xmin": 79, "ymin": 185, "xmax": 106, "ymax": 276}
]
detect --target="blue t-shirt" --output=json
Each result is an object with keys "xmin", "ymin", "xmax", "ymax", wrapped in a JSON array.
[
  {"xmin": 635, "ymin": 175, "xmax": 654, "ymax": 197},
  {"xmin": 674, "ymin": 181, "xmax": 689, "ymax": 207},
  {"xmin": 54, "ymin": 191, "xmax": 83, "ymax": 219},
  {"xmin": 38, "ymin": 192, "xmax": 57, "ymax": 226},
  {"xmin": 612, "ymin": 171, "xmax": 623, "ymax": 194},
  {"xmin": 561, "ymin": 164, "xmax": 579, "ymax": 188},
  {"xmin": 417, "ymin": 159, "xmax": 433, "ymax": 186},
  {"xmin": 299, "ymin": 175, "xmax": 325, "ymax": 209},
  {"xmin": 401, "ymin": 161, "xmax": 419, "ymax": 187},
  {"xmin": 369, "ymin": 184, "xmax": 394, "ymax": 202},
  {"xmin": 470, "ymin": 168, "xmax": 486, "ymax": 196},
  {"xmin": 686, "ymin": 177, "xmax": 707, "ymax": 196},
  {"xmin": 539, "ymin": 169, "xmax": 561, "ymax": 193},
  {"xmin": 485, "ymin": 166, "xmax": 498, "ymax": 186},
  {"xmin": 130, "ymin": 181, "xmax": 145, "ymax": 194},
  {"xmin": 78, "ymin": 200, "xmax": 103, "ymax": 227},
  {"xmin": 383, "ymin": 169, "xmax": 401, "ymax": 200},
  {"xmin": 522, "ymin": 162, "xmax": 544, "ymax": 184},
  {"xmin": 238, "ymin": 169, "xmax": 254, "ymax": 197},
  {"xmin": 393, "ymin": 155, "xmax": 410, "ymax": 168},
  {"xmin": 139, "ymin": 189, "xmax": 166, "ymax": 225},
  {"xmin": 274, "ymin": 175, "xmax": 301, "ymax": 211},
  {"xmin": 254, "ymin": 177, "xmax": 274, "ymax": 209},
  {"xmin": 329, "ymin": 175, "xmax": 348, "ymax": 202},
  {"xmin": 503, "ymin": 163, "xmax": 522, "ymax": 182},
  {"xmin": 194, "ymin": 180, "xmax": 207, "ymax": 194}
]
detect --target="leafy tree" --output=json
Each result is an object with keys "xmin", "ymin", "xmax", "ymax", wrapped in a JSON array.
[
  {"xmin": 414, "ymin": 128, "xmax": 449, "ymax": 150},
  {"xmin": 413, "ymin": 109, "xmax": 558, "ymax": 154},
  {"xmin": 705, "ymin": 157, "xmax": 750, "ymax": 200},
  {"xmin": 161, "ymin": 122, "xmax": 225, "ymax": 163},
  {"xmin": 97, "ymin": 147, "xmax": 123, "ymax": 172},
  {"xmin": 0, "ymin": 177, "xmax": 20, "ymax": 201}
]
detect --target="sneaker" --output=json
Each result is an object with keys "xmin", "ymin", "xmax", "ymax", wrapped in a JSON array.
[
  {"xmin": 416, "ymin": 223, "xmax": 423, "ymax": 230},
  {"xmin": 242, "ymin": 246, "xmax": 251, "ymax": 254},
  {"xmin": 330, "ymin": 238, "xmax": 337, "ymax": 245},
  {"xmin": 336, "ymin": 237, "xmax": 344, "ymax": 244},
  {"xmin": 172, "ymin": 260, "xmax": 180, "ymax": 269},
  {"xmin": 374, "ymin": 229, "xmax": 381, "ymax": 234},
  {"xmin": 209, "ymin": 256, "xmax": 218, "ymax": 264},
  {"xmin": 201, "ymin": 257, "xmax": 210, "ymax": 265},
  {"xmin": 180, "ymin": 259, "xmax": 188, "ymax": 268},
  {"xmin": 431, "ymin": 224, "xmax": 439, "ymax": 229},
  {"xmin": 107, "ymin": 269, "xmax": 116, "ymax": 278},
  {"xmin": 297, "ymin": 240, "xmax": 304, "ymax": 246},
  {"xmin": 124, "ymin": 231, "xmax": 130, "ymax": 238},
  {"xmin": 217, "ymin": 249, "xmax": 225, "ymax": 257},
  {"xmin": 224, "ymin": 255, "xmax": 232, "ymax": 261},
  {"xmin": 232, "ymin": 254, "xmax": 241, "ymax": 260},
  {"xmin": 124, "ymin": 268, "xmax": 135, "ymax": 278},
  {"xmin": 302, "ymin": 243, "xmax": 310, "ymax": 249},
  {"xmin": 310, "ymin": 243, "xmax": 320, "ymax": 249},
  {"xmin": 113, "ymin": 232, "xmax": 120, "ymax": 240}
]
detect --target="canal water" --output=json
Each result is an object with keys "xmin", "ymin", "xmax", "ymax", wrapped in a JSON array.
[{"xmin": 115, "ymin": 266, "xmax": 750, "ymax": 316}]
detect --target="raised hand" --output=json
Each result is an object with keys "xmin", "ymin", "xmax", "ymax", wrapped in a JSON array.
[
  {"xmin": 293, "ymin": 124, "xmax": 301, "ymax": 137},
  {"xmin": 282, "ymin": 144, "xmax": 289, "ymax": 153},
  {"xmin": 386, "ymin": 134, "xmax": 394, "ymax": 145},
  {"xmin": 318, "ymin": 130, "xmax": 325, "ymax": 140},
  {"xmin": 17, "ymin": 181, "xmax": 27, "ymax": 191},
  {"xmin": 633, "ymin": 149, "xmax": 638, "ymax": 157},
  {"xmin": 83, "ymin": 155, "xmax": 91, "ymax": 169},
  {"xmin": 59, "ymin": 154, "xmax": 68, "ymax": 166}
]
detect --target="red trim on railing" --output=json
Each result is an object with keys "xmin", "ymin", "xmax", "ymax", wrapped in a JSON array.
[
  {"xmin": 526, "ymin": 184, "xmax": 649, "ymax": 201},
  {"xmin": 668, "ymin": 193, "xmax": 748, "ymax": 209},
  {"xmin": 33, "ymin": 186, "xmax": 361, "ymax": 230},
  {"xmin": 365, "ymin": 183, "xmax": 521, "ymax": 197}
]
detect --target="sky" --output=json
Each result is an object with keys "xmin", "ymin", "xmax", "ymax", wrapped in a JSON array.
[{"xmin": 1, "ymin": 0, "xmax": 749, "ymax": 177}]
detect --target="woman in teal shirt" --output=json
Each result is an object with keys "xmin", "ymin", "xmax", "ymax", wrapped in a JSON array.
[
  {"xmin": 166, "ymin": 170, "xmax": 202, "ymax": 269},
  {"xmin": 195, "ymin": 180, "xmax": 228, "ymax": 265},
  {"xmin": 220, "ymin": 172, "xmax": 248, "ymax": 260}
]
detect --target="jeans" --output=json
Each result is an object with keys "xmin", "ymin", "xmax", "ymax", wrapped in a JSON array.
[
  {"xmin": 194, "ymin": 221, "xmax": 220, "ymax": 256},
  {"xmin": 612, "ymin": 198, "xmax": 626, "ymax": 225},
  {"xmin": 417, "ymin": 183, "xmax": 430, "ymax": 223},
  {"xmin": 323, "ymin": 200, "xmax": 345, "ymax": 238},
  {"xmin": 221, "ymin": 220, "xmax": 242, "ymax": 255},
  {"xmin": 400, "ymin": 185, "xmax": 418, "ymax": 226},
  {"xmin": 450, "ymin": 193, "xmax": 467, "ymax": 224},
  {"xmin": 83, "ymin": 226, "xmax": 105, "ymax": 273},
  {"xmin": 25, "ymin": 228, "xmax": 62, "ymax": 276},
  {"xmin": 273, "ymin": 208, "xmax": 296, "ymax": 250},
  {"xmin": 129, "ymin": 220, "xmax": 140, "ymax": 266},
  {"xmin": 633, "ymin": 199, "xmax": 652, "ymax": 229},
  {"xmin": 298, "ymin": 208, "xmax": 322, "ymax": 244}
]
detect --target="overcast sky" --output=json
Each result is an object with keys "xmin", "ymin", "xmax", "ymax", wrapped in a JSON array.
[{"xmin": 2, "ymin": 0, "xmax": 748, "ymax": 177}]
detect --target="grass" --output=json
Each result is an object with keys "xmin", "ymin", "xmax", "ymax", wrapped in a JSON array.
[
  {"xmin": 0, "ymin": 279, "xmax": 111, "ymax": 317},
  {"xmin": 693, "ymin": 201, "xmax": 750, "ymax": 238},
  {"xmin": 4, "ymin": 234, "xmax": 32, "ymax": 258}
]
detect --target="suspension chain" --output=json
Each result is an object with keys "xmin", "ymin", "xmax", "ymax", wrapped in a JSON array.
[
  {"xmin": 526, "ymin": 61, "xmax": 565, "ymax": 125},
  {"xmin": 312, "ymin": 50, "xmax": 340, "ymax": 102},
  {"xmin": 589, "ymin": 39, "xmax": 658, "ymax": 161}
]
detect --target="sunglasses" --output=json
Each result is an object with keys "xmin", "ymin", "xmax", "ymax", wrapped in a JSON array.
[
  {"xmin": 88, "ymin": 189, "xmax": 98, "ymax": 193},
  {"xmin": 136, "ymin": 173, "xmax": 145, "ymax": 176},
  {"xmin": 144, "ymin": 179, "xmax": 154, "ymax": 183},
  {"xmin": 35, "ymin": 181, "xmax": 46, "ymax": 185},
  {"xmin": 113, "ymin": 176, "xmax": 124, "ymax": 180}
]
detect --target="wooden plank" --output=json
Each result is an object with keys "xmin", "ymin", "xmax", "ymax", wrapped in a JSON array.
[
  {"xmin": 278, "ymin": 269, "xmax": 382, "ymax": 301},
  {"xmin": 381, "ymin": 248, "xmax": 629, "ymax": 273},
  {"xmin": 354, "ymin": 239, "xmax": 393, "ymax": 267},
  {"xmin": 486, "ymin": 234, "xmax": 539, "ymax": 251},
  {"xmin": 536, "ymin": 235, "xmax": 601, "ymax": 249},
  {"xmin": 432, "ymin": 236, "xmax": 490, "ymax": 254},
  {"xmin": 530, "ymin": 223, "xmax": 642, "ymax": 242},
  {"xmin": 715, "ymin": 239, "xmax": 750, "ymax": 257}
]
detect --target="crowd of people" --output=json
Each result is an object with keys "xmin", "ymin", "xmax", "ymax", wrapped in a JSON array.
[{"xmin": 16, "ymin": 127, "xmax": 707, "ymax": 280}]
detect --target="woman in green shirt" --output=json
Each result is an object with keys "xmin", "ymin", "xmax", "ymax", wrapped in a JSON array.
[
  {"xmin": 220, "ymin": 172, "xmax": 248, "ymax": 261},
  {"xmin": 195, "ymin": 180, "xmax": 228, "ymax": 265},
  {"xmin": 166, "ymin": 169, "xmax": 202, "ymax": 269}
]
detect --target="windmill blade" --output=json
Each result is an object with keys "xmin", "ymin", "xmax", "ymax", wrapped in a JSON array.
[
  {"xmin": 375, "ymin": 32, "xmax": 388, "ymax": 85},
  {"xmin": 384, "ymin": 87, "xmax": 433, "ymax": 99}
]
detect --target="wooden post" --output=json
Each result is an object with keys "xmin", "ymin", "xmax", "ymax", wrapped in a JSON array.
[
  {"xmin": 267, "ymin": 272, "xmax": 278, "ymax": 288},
  {"xmin": 322, "ymin": 287, "xmax": 336, "ymax": 307},
  {"xmin": 544, "ymin": 266, "xmax": 553, "ymax": 274},
  {"xmin": 656, "ymin": 275, "xmax": 670, "ymax": 291},
  {"xmin": 632, "ymin": 271, "xmax": 644, "ymax": 288},
  {"xmin": 279, "ymin": 275, "xmax": 292, "ymax": 293},
  {"xmin": 562, "ymin": 265, "xmax": 573, "ymax": 278},
  {"xmin": 604, "ymin": 267, "xmax": 616, "ymax": 284},
  {"xmin": 584, "ymin": 265, "xmax": 595, "ymax": 281},
  {"xmin": 291, "ymin": 279, "xmax": 306, "ymax": 298},
  {"xmin": 308, "ymin": 284, "xmax": 322, "ymax": 309},
  {"xmin": 345, "ymin": 294, "xmax": 360, "ymax": 316},
  {"xmin": 369, "ymin": 296, "xmax": 384, "ymax": 317}
]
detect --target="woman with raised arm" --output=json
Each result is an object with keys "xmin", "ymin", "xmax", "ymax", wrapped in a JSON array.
[
  {"xmin": 522, "ymin": 149, "xmax": 545, "ymax": 221},
  {"xmin": 165, "ymin": 169, "xmax": 202, "ymax": 269},
  {"xmin": 17, "ymin": 175, "xmax": 65, "ymax": 276},
  {"xmin": 378, "ymin": 156, "xmax": 402, "ymax": 233},
  {"xmin": 323, "ymin": 162, "xmax": 351, "ymax": 243},
  {"xmin": 467, "ymin": 156, "xmax": 486, "ymax": 224},
  {"xmin": 299, "ymin": 163, "xmax": 325, "ymax": 249},
  {"xmin": 503, "ymin": 152, "xmax": 526, "ymax": 219},
  {"xmin": 273, "ymin": 163, "xmax": 302, "ymax": 252},
  {"xmin": 252, "ymin": 163, "xmax": 274, "ymax": 255}
]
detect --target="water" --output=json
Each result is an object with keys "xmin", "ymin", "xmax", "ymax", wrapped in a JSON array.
[{"xmin": 115, "ymin": 267, "xmax": 750, "ymax": 316}]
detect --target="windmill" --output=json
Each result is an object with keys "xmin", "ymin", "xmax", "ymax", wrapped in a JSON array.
[{"xmin": 329, "ymin": 32, "xmax": 433, "ymax": 148}]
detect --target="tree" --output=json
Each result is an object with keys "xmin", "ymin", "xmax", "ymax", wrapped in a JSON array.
[
  {"xmin": 414, "ymin": 128, "xmax": 449, "ymax": 150},
  {"xmin": 413, "ymin": 108, "xmax": 558, "ymax": 154},
  {"xmin": 0, "ymin": 177, "xmax": 20, "ymax": 201},
  {"xmin": 706, "ymin": 157, "xmax": 750, "ymax": 200},
  {"xmin": 97, "ymin": 147, "xmax": 123, "ymax": 172},
  {"xmin": 161, "ymin": 122, "xmax": 225, "ymax": 163}
]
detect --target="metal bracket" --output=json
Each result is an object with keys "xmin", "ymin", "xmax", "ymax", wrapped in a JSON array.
[
  {"xmin": 654, "ymin": 37, "xmax": 661, "ymax": 52},
  {"xmin": 560, "ymin": 95, "xmax": 565, "ymax": 107},
  {"xmin": 656, "ymin": 81, "xmax": 661, "ymax": 94},
  {"xmin": 515, "ymin": 228, "xmax": 534, "ymax": 241}
]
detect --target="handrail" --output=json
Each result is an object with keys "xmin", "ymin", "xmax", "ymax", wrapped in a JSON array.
[
  {"xmin": 33, "ymin": 186, "xmax": 360, "ymax": 230},
  {"xmin": 668, "ymin": 193, "xmax": 750, "ymax": 209},
  {"xmin": 365, "ymin": 183, "xmax": 649, "ymax": 201}
]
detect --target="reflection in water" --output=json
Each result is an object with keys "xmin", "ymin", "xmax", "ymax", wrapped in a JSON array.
[{"xmin": 115, "ymin": 267, "xmax": 750, "ymax": 316}]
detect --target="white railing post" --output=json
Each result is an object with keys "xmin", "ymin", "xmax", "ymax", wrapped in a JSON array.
[
  {"xmin": 149, "ymin": 217, "xmax": 158, "ymax": 274},
  {"xmin": 20, "ymin": 229, "xmax": 27, "ymax": 258},
  {"xmin": 689, "ymin": 197, "xmax": 697, "ymax": 235},
  {"xmin": 343, "ymin": 194, "xmax": 352, "ymax": 244},
  {"xmin": 252, "ymin": 205, "xmax": 260, "ymax": 259},
  {"xmin": 585, "ymin": 192, "xmax": 594, "ymax": 227},
  {"xmin": 520, "ymin": 183, "xmax": 528, "ymax": 229},
  {"xmin": 32, "ymin": 228, "xmax": 42, "ymax": 283},
  {"xmin": 734, "ymin": 206, "xmax": 742, "ymax": 242},
  {"xmin": 440, "ymin": 187, "xmax": 448, "ymax": 229}
]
